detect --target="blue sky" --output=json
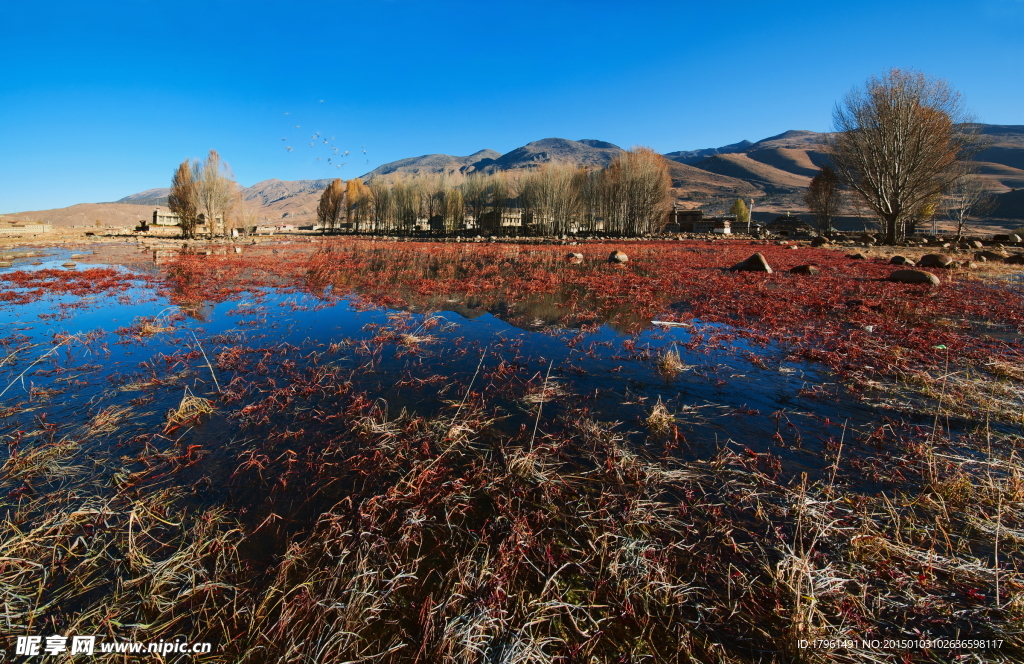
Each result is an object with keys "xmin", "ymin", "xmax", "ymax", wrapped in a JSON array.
[{"xmin": 2, "ymin": 0, "xmax": 1022, "ymax": 212}]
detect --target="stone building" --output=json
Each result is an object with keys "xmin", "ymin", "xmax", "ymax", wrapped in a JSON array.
[
  {"xmin": 0, "ymin": 220, "xmax": 52, "ymax": 235},
  {"xmin": 152, "ymin": 209, "xmax": 226, "ymax": 234}
]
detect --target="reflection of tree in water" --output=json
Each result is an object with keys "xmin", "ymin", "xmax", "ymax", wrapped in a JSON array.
[
  {"xmin": 159, "ymin": 242, "xmax": 667, "ymax": 331},
  {"xmin": 164, "ymin": 249, "xmax": 216, "ymax": 321},
  {"xmin": 338, "ymin": 252, "xmax": 664, "ymax": 333}
]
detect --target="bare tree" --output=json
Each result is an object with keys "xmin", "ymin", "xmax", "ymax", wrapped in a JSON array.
[
  {"xmin": 194, "ymin": 150, "xmax": 236, "ymax": 238},
  {"xmin": 168, "ymin": 161, "xmax": 199, "ymax": 239},
  {"xmin": 316, "ymin": 179, "xmax": 346, "ymax": 234},
  {"xmin": 443, "ymin": 186, "xmax": 464, "ymax": 233},
  {"xmin": 600, "ymin": 147, "xmax": 673, "ymax": 235},
  {"xmin": 233, "ymin": 189, "xmax": 260, "ymax": 239},
  {"xmin": 803, "ymin": 166, "xmax": 842, "ymax": 233},
  {"xmin": 346, "ymin": 178, "xmax": 372, "ymax": 232},
  {"xmin": 459, "ymin": 174, "xmax": 490, "ymax": 233},
  {"xmin": 825, "ymin": 69, "xmax": 971, "ymax": 244},
  {"xmin": 946, "ymin": 165, "xmax": 995, "ymax": 240},
  {"xmin": 366, "ymin": 178, "xmax": 392, "ymax": 233}
]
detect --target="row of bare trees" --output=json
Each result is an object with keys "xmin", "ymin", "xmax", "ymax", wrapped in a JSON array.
[
  {"xmin": 316, "ymin": 147, "xmax": 673, "ymax": 236},
  {"xmin": 817, "ymin": 68, "xmax": 993, "ymax": 243}
]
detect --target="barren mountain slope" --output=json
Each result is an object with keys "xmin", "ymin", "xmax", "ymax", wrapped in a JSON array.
[
  {"xmin": 485, "ymin": 138, "xmax": 625, "ymax": 172},
  {"xmin": 360, "ymin": 149, "xmax": 502, "ymax": 182},
  {"xmin": 664, "ymin": 139, "xmax": 753, "ymax": 165},
  {"xmin": 991, "ymin": 189, "xmax": 1024, "ymax": 220},
  {"xmin": 1, "ymin": 203, "xmax": 166, "ymax": 228},
  {"xmin": 747, "ymin": 129, "xmax": 825, "ymax": 150},
  {"xmin": 666, "ymin": 161, "xmax": 761, "ymax": 197},
  {"xmin": 744, "ymin": 147, "xmax": 824, "ymax": 178},
  {"xmin": 692, "ymin": 153, "xmax": 812, "ymax": 192},
  {"xmin": 972, "ymin": 163, "xmax": 1024, "ymax": 193}
]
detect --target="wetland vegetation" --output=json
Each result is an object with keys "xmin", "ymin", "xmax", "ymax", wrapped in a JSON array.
[{"xmin": 1, "ymin": 236, "xmax": 1023, "ymax": 662}]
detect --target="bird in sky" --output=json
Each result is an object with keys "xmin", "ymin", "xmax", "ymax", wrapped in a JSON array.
[
  {"xmin": 295, "ymin": 125, "xmax": 301, "ymax": 128},
  {"xmin": 309, "ymin": 142, "xmax": 314, "ymax": 147},
  {"xmin": 281, "ymin": 138, "xmax": 287, "ymax": 141},
  {"xmin": 284, "ymin": 112, "xmax": 289, "ymax": 115},
  {"xmin": 286, "ymin": 146, "xmax": 293, "ymax": 151},
  {"xmin": 319, "ymin": 100, "xmax": 324, "ymax": 103}
]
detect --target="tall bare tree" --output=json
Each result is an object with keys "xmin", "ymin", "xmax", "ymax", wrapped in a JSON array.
[
  {"xmin": 825, "ymin": 69, "xmax": 971, "ymax": 244},
  {"xmin": 346, "ymin": 178, "xmax": 371, "ymax": 232},
  {"xmin": 194, "ymin": 150, "xmax": 236, "ymax": 238},
  {"xmin": 316, "ymin": 179, "xmax": 346, "ymax": 234},
  {"xmin": 366, "ymin": 178, "xmax": 392, "ymax": 233},
  {"xmin": 600, "ymin": 147, "xmax": 673, "ymax": 235},
  {"xmin": 443, "ymin": 186, "xmax": 464, "ymax": 232},
  {"xmin": 233, "ymin": 189, "xmax": 260, "ymax": 238},
  {"xmin": 803, "ymin": 165, "xmax": 843, "ymax": 233},
  {"xmin": 459, "ymin": 174, "xmax": 490, "ymax": 232},
  {"xmin": 168, "ymin": 160, "xmax": 199, "ymax": 239}
]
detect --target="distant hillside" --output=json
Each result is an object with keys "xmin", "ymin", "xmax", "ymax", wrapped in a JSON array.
[
  {"xmin": 664, "ymin": 139, "xmax": 752, "ymax": 164},
  {"xmin": 484, "ymin": 138, "xmax": 624, "ymax": 172},
  {"xmin": 238, "ymin": 179, "xmax": 333, "ymax": 221},
  {"xmin": 1, "ymin": 203, "xmax": 164, "ymax": 228},
  {"xmin": 116, "ymin": 188, "xmax": 171, "ymax": 206},
  {"xmin": 692, "ymin": 153, "xmax": 812, "ymax": 193},
  {"xmin": 991, "ymin": 189, "xmax": 1024, "ymax": 220},
  {"xmin": 358, "ymin": 140, "xmax": 625, "ymax": 182},
  {"xmin": 665, "ymin": 161, "xmax": 760, "ymax": 198},
  {"xmin": 360, "ymin": 149, "xmax": 501, "ymax": 181}
]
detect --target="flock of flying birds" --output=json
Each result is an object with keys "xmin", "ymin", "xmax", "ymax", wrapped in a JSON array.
[{"xmin": 280, "ymin": 102, "xmax": 369, "ymax": 171}]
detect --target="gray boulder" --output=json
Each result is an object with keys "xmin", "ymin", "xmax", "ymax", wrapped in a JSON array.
[
  {"xmin": 789, "ymin": 264, "xmax": 820, "ymax": 275},
  {"xmin": 608, "ymin": 250, "xmax": 629, "ymax": 264}
]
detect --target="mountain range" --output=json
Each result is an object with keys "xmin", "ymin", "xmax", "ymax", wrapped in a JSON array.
[{"xmin": 6, "ymin": 125, "xmax": 1024, "ymax": 226}]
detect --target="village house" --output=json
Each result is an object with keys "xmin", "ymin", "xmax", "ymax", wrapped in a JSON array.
[
  {"xmin": 664, "ymin": 209, "xmax": 732, "ymax": 234},
  {"xmin": 152, "ymin": 209, "xmax": 226, "ymax": 234},
  {"xmin": 767, "ymin": 213, "xmax": 810, "ymax": 235}
]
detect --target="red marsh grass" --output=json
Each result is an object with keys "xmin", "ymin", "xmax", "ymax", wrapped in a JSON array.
[{"xmin": 1, "ymin": 237, "xmax": 1022, "ymax": 662}]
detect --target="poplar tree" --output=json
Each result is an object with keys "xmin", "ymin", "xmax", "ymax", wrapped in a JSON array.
[
  {"xmin": 316, "ymin": 179, "xmax": 346, "ymax": 234},
  {"xmin": 168, "ymin": 161, "xmax": 199, "ymax": 239},
  {"xmin": 729, "ymin": 198, "xmax": 750, "ymax": 227},
  {"xmin": 194, "ymin": 150, "xmax": 235, "ymax": 238}
]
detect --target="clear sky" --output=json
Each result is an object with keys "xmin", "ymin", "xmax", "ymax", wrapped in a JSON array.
[{"xmin": 2, "ymin": 0, "xmax": 1022, "ymax": 212}]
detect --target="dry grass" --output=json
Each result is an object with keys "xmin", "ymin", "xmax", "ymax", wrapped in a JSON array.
[{"xmin": 165, "ymin": 387, "xmax": 215, "ymax": 431}]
